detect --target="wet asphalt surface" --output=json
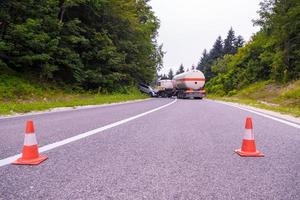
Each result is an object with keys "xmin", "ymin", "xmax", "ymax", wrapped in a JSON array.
[{"xmin": 0, "ymin": 98, "xmax": 299, "ymax": 200}]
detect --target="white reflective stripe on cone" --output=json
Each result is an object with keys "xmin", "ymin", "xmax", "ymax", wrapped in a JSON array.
[
  {"xmin": 24, "ymin": 134, "xmax": 38, "ymax": 146},
  {"xmin": 243, "ymin": 129, "xmax": 254, "ymax": 140}
]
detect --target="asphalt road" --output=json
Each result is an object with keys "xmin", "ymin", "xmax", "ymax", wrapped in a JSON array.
[{"xmin": 0, "ymin": 98, "xmax": 299, "ymax": 200}]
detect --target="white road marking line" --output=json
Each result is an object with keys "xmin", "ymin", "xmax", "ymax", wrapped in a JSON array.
[
  {"xmin": 0, "ymin": 99, "xmax": 177, "ymax": 167},
  {"xmin": 215, "ymin": 100, "xmax": 300, "ymax": 129}
]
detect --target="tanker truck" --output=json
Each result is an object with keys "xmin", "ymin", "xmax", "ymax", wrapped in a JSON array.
[{"xmin": 172, "ymin": 70, "xmax": 206, "ymax": 99}]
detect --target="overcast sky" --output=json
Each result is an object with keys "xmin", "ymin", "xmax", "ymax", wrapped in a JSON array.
[{"xmin": 149, "ymin": 0, "xmax": 262, "ymax": 74}]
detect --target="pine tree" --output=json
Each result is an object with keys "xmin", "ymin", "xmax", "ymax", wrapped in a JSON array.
[
  {"xmin": 223, "ymin": 28, "xmax": 236, "ymax": 55},
  {"xmin": 161, "ymin": 74, "xmax": 168, "ymax": 80},
  {"xmin": 176, "ymin": 64, "xmax": 185, "ymax": 74},
  {"xmin": 168, "ymin": 68, "xmax": 174, "ymax": 79},
  {"xmin": 234, "ymin": 35, "xmax": 245, "ymax": 49},
  {"xmin": 210, "ymin": 36, "xmax": 224, "ymax": 60},
  {"xmin": 198, "ymin": 36, "xmax": 224, "ymax": 79},
  {"xmin": 197, "ymin": 49, "xmax": 209, "ymax": 71}
]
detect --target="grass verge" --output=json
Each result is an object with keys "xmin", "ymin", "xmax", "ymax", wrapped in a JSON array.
[
  {"xmin": 0, "ymin": 92, "xmax": 148, "ymax": 115},
  {"xmin": 208, "ymin": 80, "xmax": 300, "ymax": 117},
  {"xmin": 0, "ymin": 73, "xmax": 148, "ymax": 115}
]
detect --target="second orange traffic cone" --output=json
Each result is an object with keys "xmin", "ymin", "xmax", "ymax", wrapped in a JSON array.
[
  {"xmin": 235, "ymin": 117, "xmax": 264, "ymax": 157},
  {"xmin": 13, "ymin": 120, "xmax": 48, "ymax": 165}
]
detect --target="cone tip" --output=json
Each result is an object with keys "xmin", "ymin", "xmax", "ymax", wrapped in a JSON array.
[
  {"xmin": 26, "ymin": 120, "xmax": 35, "ymax": 133},
  {"xmin": 245, "ymin": 117, "xmax": 253, "ymax": 129}
]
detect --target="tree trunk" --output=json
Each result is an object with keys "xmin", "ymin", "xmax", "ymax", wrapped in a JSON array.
[{"xmin": 58, "ymin": 0, "xmax": 66, "ymax": 23}]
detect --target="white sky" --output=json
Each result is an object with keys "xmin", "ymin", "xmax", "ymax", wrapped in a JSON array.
[{"xmin": 149, "ymin": 0, "xmax": 262, "ymax": 74}]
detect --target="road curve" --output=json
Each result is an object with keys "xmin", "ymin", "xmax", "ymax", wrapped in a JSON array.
[{"xmin": 0, "ymin": 98, "xmax": 299, "ymax": 200}]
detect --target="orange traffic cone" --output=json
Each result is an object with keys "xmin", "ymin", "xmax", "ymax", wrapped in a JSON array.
[
  {"xmin": 235, "ymin": 117, "xmax": 264, "ymax": 157},
  {"xmin": 13, "ymin": 120, "xmax": 48, "ymax": 165}
]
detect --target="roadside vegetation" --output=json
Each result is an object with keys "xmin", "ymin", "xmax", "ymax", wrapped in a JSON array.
[
  {"xmin": 0, "ymin": 1, "xmax": 159, "ymax": 115},
  {"xmin": 0, "ymin": 1, "xmax": 163, "ymax": 89},
  {"xmin": 0, "ymin": 71, "xmax": 147, "ymax": 115},
  {"xmin": 195, "ymin": 0, "xmax": 300, "ymax": 116},
  {"xmin": 208, "ymin": 80, "xmax": 300, "ymax": 117}
]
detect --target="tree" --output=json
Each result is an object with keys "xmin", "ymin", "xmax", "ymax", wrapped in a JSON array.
[
  {"xmin": 176, "ymin": 64, "xmax": 185, "ymax": 74},
  {"xmin": 199, "ymin": 36, "xmax": 224, "ymax": 79},
  {"xmin": 253, "ymin": 0, "xmax": 300, "ymax": 81},
  {"xmin": 0, "ymin": 0, "xmax": 163, "ymax": 91},
  {"xmin": 234, "ymin": 35, "xmax": 245, "ymax": 49},
  {"xmin": 168, "ymin": 68, "xmax": 174, "ymax": 79},
  {"xmin": 210, "ymin": 36, "xmax": 224, "ymax": 59},
  {"xmin": 197, "ymin": 30, "xmax": 246, "ymax": 81},
  {"xmin": 223, "ymin": 28, "xmax": 236, "ymax": 55},
  {"xmin": 197, "ymin": 49, "xmax": 209, "ymax": 71},
  {"xmin": 202, "ymin": 0, "xmax": 300, "ymax": 95},
  {"xmin": 161, "ymin": 73, "xmax": 168, "ymax": 80}
]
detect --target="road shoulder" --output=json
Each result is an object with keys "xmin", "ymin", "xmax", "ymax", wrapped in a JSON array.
[{"xmin": 209, "ymin": 99, "xmax": 300, "ymax": 125}]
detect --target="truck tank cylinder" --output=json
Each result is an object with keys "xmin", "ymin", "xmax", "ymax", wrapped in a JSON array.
[{"xmin": 173, "ymin": 70, "xmax": 206, "ymax": 90}]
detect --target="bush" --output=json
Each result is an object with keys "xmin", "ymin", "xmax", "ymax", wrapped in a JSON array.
[{"xmin": 228, "ymin": 90, "xmax": 237, "ymax": 96}]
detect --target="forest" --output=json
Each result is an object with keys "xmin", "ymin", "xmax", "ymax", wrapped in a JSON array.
[
  {"xmin": 0, "ymin": 0, "xmax": 163, "ymax": 93},
  {"xmin": 166, "ymin": 0, "xmax": 299, "ymax": 96},
  {"xmin": 1, "ymin": 0, "xmax": 299, "ymax": 96},
  {"xmin": 196, "ymin": 0, "xmax": 300, "ymax": 95}
]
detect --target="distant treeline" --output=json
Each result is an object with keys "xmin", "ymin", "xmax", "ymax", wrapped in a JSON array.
[
  {"xmin": 162, "ymin": 28, "xmax": 244, "ymax": 81},
  {"xmin": 167, "ymin": 0, "xmax": 300, "ymax": 95},
  {"xmin": 197, "ymin": 0, "xmax": 300, "ymax": 95},
  {"xmin": 0, "ymin": 0, "xmax": 163, "ymax": 92}
]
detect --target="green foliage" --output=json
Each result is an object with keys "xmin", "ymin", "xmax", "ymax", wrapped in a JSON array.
[
  {"xmin": 223, "ymin": 28, "xmax": 245, "ymax": 55},
  {"xmin": 255, "ymin": 0, "xmax": 300, "ymax": 81},
  {"xmin": 197, "ymin": 28, "xmax": 244, "ymax": 80},
  {"xmin": 280, "ymin": 80, "xmax": 300, "ymax": 99},
  {"xmin": 244, "ymin": 80, "xmax": 300, "ymax": 111},
  {"xmin": 176, "ymin": 64, "xmax": 185, "ymax": 75},
  {"xmin": 0, "ymin": 74, "xmax": 41, "ymax": 101},
  {"xmin": 168, "ymin": 68, "xmax": 174, "ymax": 79},
  {"xmin": 281, "ymin": 87, "xmax": 300, "ymax": 99},
  {"xmin": 235, "ymin": 81, "xmax": 273, "ymax": 99},
  {"xmin": 206, "ymin": 0, "xmax": 300, "ymax": 96},
  {"xmin": 208, "ymin": 80, "xmax": 300, "ymax": 117},
  {"xmin": 0, "ymin": 72, "xmax": 147, "ymax": 114},
  {"xmin": 0, "ymin": 0, "xmax": 163, "ymax": 92}
]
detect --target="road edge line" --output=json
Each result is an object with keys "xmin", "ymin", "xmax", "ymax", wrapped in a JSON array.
[{"xmin": 212, "ymin": 100, "xmax": 300, "ymax": 129}]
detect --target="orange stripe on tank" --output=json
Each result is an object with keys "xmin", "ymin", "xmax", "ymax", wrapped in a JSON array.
[{"xmin": 177, "ymin": 78, "xmax": 206, "ymax": 81}]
